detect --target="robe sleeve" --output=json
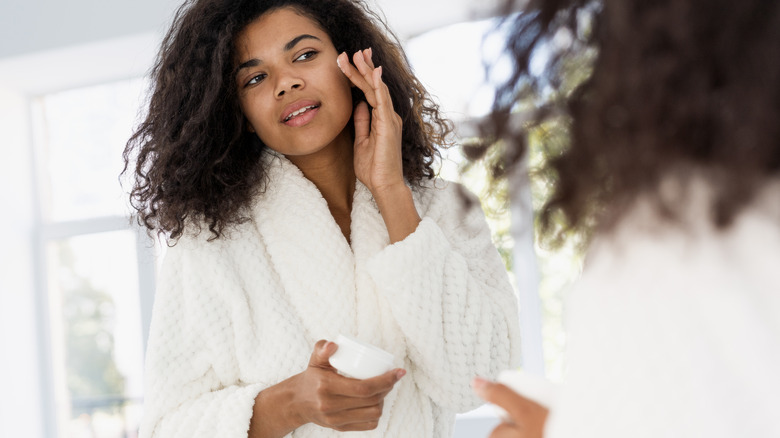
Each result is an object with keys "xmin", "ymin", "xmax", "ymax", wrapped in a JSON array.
[
  {"xmin": 139, "ymin": 238, "xmax": 268, "ymax": 438},
  {"xmin": 365, "ymin": 183, "xmax": 523, "ymax": 413}
]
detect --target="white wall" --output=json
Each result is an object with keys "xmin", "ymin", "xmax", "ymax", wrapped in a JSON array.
[
  {"xmin": 0, "ymin": 0, "xmax": 181, "ymax": 59},
  {"xmin": 0, "ymin": 87, "xmax": 44, "ymax": 438},
  {"xmin": 0, "ymin": 0, "xmax": 504, "ymax": 59}
]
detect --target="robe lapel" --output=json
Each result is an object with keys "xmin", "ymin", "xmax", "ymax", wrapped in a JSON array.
[
  {"xmin": 350, "ymin": 181, "xmax": 407, "ymax": 361},
  {"xmin": 350, "ymin": 181, "xmax": 410, "ymax": 437},
  {"xmin": 252, "ymin": 153, "xmax": 357, "ymax": 343}
]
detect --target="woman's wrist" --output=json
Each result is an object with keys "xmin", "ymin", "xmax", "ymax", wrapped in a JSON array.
[
  {"xmin": 249, "ymin": 374, "xmax": 307, "ymax": 438},
  {"xmin": 372, "ymin": 183, "xmax": 421, "ymax": 244}
]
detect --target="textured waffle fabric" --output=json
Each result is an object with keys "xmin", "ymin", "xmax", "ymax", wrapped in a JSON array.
[{"xmin": 140, "ymin": 152, "xmax": 522, "ymax": 438}]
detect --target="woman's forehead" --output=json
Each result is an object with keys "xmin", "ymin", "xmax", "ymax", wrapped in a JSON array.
[
  {"xmin": 235, "ymin": 7, "xmax": 333, "ymax": 57},
  {"xmin": 243, "ymin": 8, "xmax": 330, "ymax": 44}
]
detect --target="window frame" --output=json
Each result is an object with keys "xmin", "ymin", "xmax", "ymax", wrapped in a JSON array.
[{"xmin": 30, "ymin": 90, "xmax": 157, "ymax": 437}]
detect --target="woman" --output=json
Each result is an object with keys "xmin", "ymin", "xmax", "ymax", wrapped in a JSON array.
[
  {"xmin": 473, "ymin": 0, "xmax": 780, "ymax": 436},
  {"xmin": 123, "ymin": 0, "xmax": 522, "ymax": 437}
]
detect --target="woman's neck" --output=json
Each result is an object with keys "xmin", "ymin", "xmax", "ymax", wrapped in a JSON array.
[{"xmin": 286, "ymin": 138, "xmax": 356, "ymax": 214}]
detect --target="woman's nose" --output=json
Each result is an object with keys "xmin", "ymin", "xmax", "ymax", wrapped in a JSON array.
[{"xmin": 275, "ymin": 74, "xmax": 303, "ymax": 97}]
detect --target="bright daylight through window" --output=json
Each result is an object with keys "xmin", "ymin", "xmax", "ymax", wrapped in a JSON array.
[{"xmin": 32, "ymin": 78, "xmax": 152, "ymax": 438}]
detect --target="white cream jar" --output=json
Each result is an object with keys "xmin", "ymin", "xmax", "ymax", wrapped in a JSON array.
[{"xmin": 328, "ymin": 334, "xmax": 395, "ymax": 380}]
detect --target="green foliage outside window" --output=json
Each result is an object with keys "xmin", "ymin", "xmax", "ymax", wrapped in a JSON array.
[{"xmin": 56, "ymin": 242, "xmax": 126, "ymax": 417}]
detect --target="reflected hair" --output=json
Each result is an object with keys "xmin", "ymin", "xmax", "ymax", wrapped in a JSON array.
[
  {"xmin": 123, "ymin": 0, "xmax": 452, "ymax": 242},
  {"xmin": 484, "ymin": 0, "xmax": 780, "ymax": 241}
]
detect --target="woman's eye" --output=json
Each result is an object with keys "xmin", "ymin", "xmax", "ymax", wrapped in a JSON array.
[
  {"xmin": 246, "ymin": 73, "xmax": 267, "ymax": 86},
  {"xmin": 295, "ymin": 50, "xmax": 318, "ymax": 62}
]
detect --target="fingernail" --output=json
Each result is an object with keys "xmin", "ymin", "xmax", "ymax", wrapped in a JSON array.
[
  {"xmin": 396, "ymin": 369, "xmax": 406, "ymax": 380},
  {"xmin": 367, "ymin": 47, "xmax": 373, "ymax": 57},
  {"xmin": 471, "ymin": 377, "xmax": 488, "ymax": 391}
]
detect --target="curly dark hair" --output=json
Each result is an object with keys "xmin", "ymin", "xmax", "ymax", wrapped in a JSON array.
[
  {"xmin": 123, "ymin": 0, "xmax": 452, "ymax": 242},
  {"xmin": 485, "ymin": 0, "xmax": 780, "ymax": 241}
]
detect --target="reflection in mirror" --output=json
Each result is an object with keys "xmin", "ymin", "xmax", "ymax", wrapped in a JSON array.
[{"xmin": 46, "ymin": 231, "xmax": 144, "ymax": 437}]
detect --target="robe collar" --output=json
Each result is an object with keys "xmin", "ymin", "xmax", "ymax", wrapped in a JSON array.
[{"xmin": 251, "ymin": 151, "xmax": 390, "ymax": 342}]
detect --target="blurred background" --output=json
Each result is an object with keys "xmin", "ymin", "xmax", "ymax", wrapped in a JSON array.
[{"xmin": 0, "ymin": 0, "xmax": 582, "ymax": 436}]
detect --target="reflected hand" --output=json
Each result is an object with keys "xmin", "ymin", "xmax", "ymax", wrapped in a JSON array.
[
  {"xmin": 472, "ymin": 377, "xmax": 549, "ymax": 438},
  {"xmin": 291, "ymin": 340, "xmax": 406, "ymax": 432},
  {"xmin": 337, "ymin": 49, "xmax": 405, "ymax": 198}
]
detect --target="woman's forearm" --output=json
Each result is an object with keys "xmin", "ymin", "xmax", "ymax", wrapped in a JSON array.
[
  {"xmin": 373, "ymin": 183, "xmax": 421, "ymax": 244},
  {"xmin": 248, "ymin": 374, "xmax": 305, "ymax": 438}
]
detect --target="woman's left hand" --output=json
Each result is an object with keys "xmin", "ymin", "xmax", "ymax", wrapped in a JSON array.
[
  {"xmin": 472, "ymin": 377, "xmax": 549, "ymax": 438},
  {"xmin": 337, "ymin": 49, "xmax": 405, "ymax": 198}
]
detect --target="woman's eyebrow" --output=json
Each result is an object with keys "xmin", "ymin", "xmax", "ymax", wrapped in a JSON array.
[
  {"xmin": 284, "ymin": 34, "xmax": 321, "ymax": 51},
  {"xmin": 237, "ymin": 34, "xmax": 322, "ymax": 73}
]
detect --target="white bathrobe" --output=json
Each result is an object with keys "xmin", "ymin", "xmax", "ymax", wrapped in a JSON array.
[
  {"xmin": 546, "ymin": 180, "xmax": 780, "ymax": 438},
  {"xmin": 140, "ymin": 153, "xmax": 522, "ymax": 438}
]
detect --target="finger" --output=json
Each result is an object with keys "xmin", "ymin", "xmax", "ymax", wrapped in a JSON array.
[
  {"xmin": 472, "ymin": 378, "xmax": 546, "ymax": 425},
  {"xmin": 356, "ymin": 368, "xmax": 405, "ymax": 396},
  {"xmin": 309, "ymin": 340, "xmax": 338, "ymax": 368},
  {"xmin": 337, "ymin": 52, "xmax": 378, "ymax": 108},
  {"xmin": 325, "ymin": 403, "xmax": 384, "ymax": 430},
  {"xmin": 371, "ymin": 67, "xmax": 397, "ymax": 117},
  {"xmin": 331, "ymin": 368, "xmax": 405, "ymax": 398},
  {"xmin": 363, "ymin": 48, "xmax": 375, "ymax": 69},
  {"xmin": 489, "ymin": 423, "xmax": 527, "ymax": 438},
  {"xmin": 334, "ymin": 419, "xmax": 381, "ymax": 432},
  {"xmin": 329, "ymin": 371, "xmax": 400, "ymax": 400},
  {"xmin": 352, "ymin": 50, "xmax": 382, "ymax": 108},
  {"xmin": 337, "ymin": 52, "xmax": 373, "ymax": 90},
  {"xmin": 325, "ymin": 391, "xmax": 387, "ymax": 411},
  {"xmin": 472, "ymin": 378, "xmax": 522, "ymax": 409},
  {"xmin": 352, "ymin": 50, "xmax": 375, "ymax": 85},
  {"xmin": 353, "ymin": 101, "xmax": 371, "ymax": 147}
]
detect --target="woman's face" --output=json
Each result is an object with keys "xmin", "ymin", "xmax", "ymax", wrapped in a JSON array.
[{"xmin": 234, "ymin": 7, "xmax": 354, "ymax": 157}]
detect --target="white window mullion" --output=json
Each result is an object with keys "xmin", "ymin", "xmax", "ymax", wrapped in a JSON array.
[
  {"xmin": 135, "ymin": 227, "xmax": 157, "ymax": 357},
  {"xmin": 510, "ymin": 158, "xmax": 545, "ymax": 375},
  {"xmin": 33, "ymin": 225, "xmax": 61, "ymax": 438},
  {"xmin": 40, "ymin": 216, "xmax": 131, "ymax": 241}
]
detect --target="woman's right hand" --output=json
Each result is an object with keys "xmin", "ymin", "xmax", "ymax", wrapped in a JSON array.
[
  {"xmin": 251, "ymin": 340, "xmax": 405, "ymax": 437},
  {"xmin": 291, "ymin": 340, "xmax": 405, "ymax": 432}
]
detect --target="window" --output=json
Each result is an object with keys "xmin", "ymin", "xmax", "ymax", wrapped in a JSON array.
[
  {"xmin": 32, "ymin": 78, "xmax": 156, "ymax": 438},
  {"xmin": 405, "ymin": 17, "xmax": 581, "ymax": 383}
]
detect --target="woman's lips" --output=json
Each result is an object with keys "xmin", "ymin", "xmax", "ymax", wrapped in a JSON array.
[
  {"xmin": 280, "ymin": 99, "xmax": 320, "ymax": 123},
  {"xmin": 283, "ymin": 105, "xmax": 320, "ymax": 127}
]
